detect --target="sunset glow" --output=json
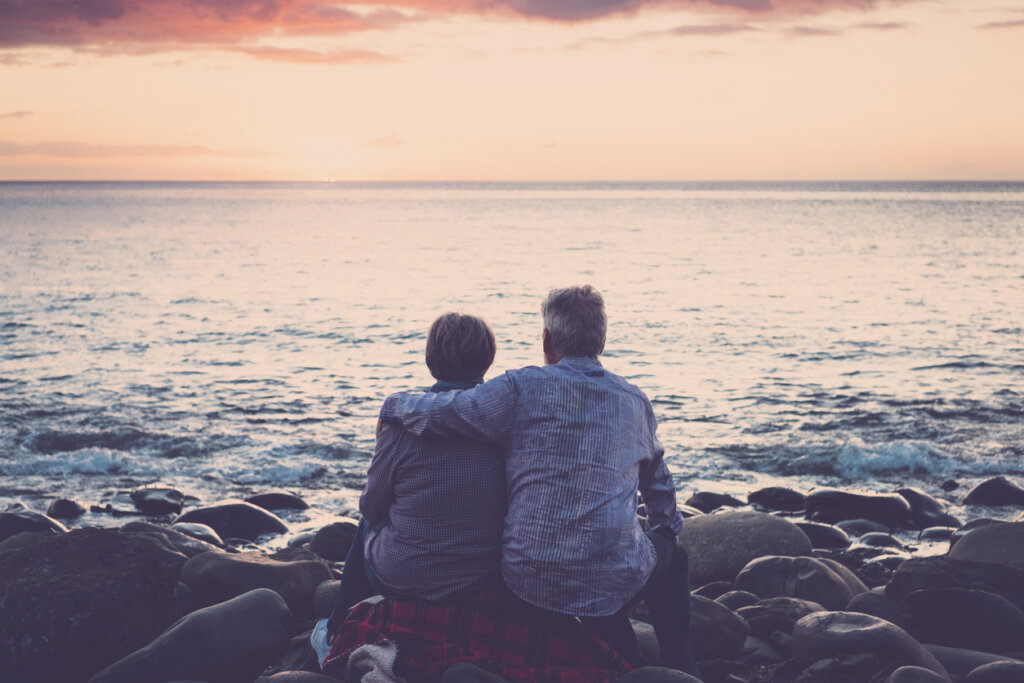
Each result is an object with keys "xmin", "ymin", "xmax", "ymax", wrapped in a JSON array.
[{"xmin": 2, "ymin": 0, "xmax": 1023, "ymax": 181}]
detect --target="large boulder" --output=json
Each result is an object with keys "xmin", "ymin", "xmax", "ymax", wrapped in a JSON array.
[
  {"xmin": 736, "ymin": 597, "xmax": 825, "ymax": 641},
  {"xmin": 888, "ymin": 666, "xmax": 952, "ymax": 683},
  {"xmin": 87, "ymin": 588, "xmax": 292, "ymax": 683},
  {"xmin": 897, "ymin": 487, "xmax": 960, "ymax": 529},
  {"xmin": 963, "ymin": 477, "xmax": 1024, "ymax": 508},
  {"xmin": 130, "ymin": 484, "xmax": 186, "ymax": 515},
  {"xmin": 735, "ymin": 555, "xmax": 864, "ymax": 610},
  {"xmin": 174, "ymin": 500, "xmax": 288, "ymax": 541},
  {"xmin": 902, "ymin": 588, "xmax": 1024, "ymax": 654},
  {"xmin": 690, "ymin": 594, "xmax": 749, "ymax": 661},
  {"xmin": 181, "ymin": 550, "xmax": 331, "ymax": 616},
  {"xmin": 0, "ymin": 508, "xmax": 68, "ymax": 543},
  {"xmin": 792, "ymin": 611, "xmax": 950, "ymax": 680},
  {"xmin": 246, "ymin": 491, "xmax": 310, "ymax": 511},
  {"xmin": 796, "ymin": 522, "xmax": 851, "ymax": 549},
  {"xmin": 122, "ymin": 521, "xmax": 223, "ymax": 558},
  {"xmin": 886, "ymin": 556, "xmax": 1024, "ymax": 612},
  {"xmin": 47, "ymin": 497, "xmax": 87, "ymax": 519},
  {"xmin": 947, "ymin": 522, "xmax": 1024, "ymax": 569},
  {"xmin": 925, "ymin": 645, "xmax": 1024, "ymax": 677},
  {"xmin": 965, "ymin": 660, "xmax": 1024, "ymax": 682},
  {"xmin": 684, "ymin": 491, "xmax": 744, "ymax": 513},
  {"xmin": 747, "ymin": 486, "xmax": 805, "ymax": 512},
  {"xmin": 309, "ymin": 519, "xmax": 360, "ymax": 562},
  {"xmin": 0, "ymin": 527, "xmax": 184, "ymax": 683},
  {"xmin": 805, "ymin": 489, "xmax": 912, "ymax": 529},
  {"xmin": 677, "ymin": 511, "xmax": 812, "ymax": 585}
]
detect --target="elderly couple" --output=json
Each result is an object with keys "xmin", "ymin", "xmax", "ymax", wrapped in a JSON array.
[{"xmin": 319, "ymin": 286, "xmax": 699, "ymax": 682}]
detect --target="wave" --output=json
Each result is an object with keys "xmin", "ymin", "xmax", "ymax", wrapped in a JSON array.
[{"xmin": 21, "ymin": 427, "xmax": 251, "ymax": 460}]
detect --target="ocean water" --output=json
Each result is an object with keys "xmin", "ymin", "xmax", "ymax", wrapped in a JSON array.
[{"xmin": 1, "ymin": 181, "xmax": 1022, "ymax": 542}]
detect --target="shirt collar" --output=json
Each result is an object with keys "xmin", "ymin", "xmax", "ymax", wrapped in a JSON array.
[
  {"xmin": 557, "ymin": 356, "xmax": 604, "ymax": 371},
  {"xmin": 429, "ymin": 378, "xmax": 483, "ymax": 393}
]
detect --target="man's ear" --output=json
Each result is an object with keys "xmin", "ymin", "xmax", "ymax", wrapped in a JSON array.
[{"xmin": 542, "ymin": 328, "xmax": 552, "ymax": 354}]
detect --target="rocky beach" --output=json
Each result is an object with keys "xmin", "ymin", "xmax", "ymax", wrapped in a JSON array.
[{"xmin": 4, "ymin": 476, "xmax": 1024, "ymax": 683}]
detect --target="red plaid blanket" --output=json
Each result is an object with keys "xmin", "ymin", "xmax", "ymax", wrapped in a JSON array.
[{"xmin": 324, "ymin": 590, "xmax": 634, "ymax": 682}]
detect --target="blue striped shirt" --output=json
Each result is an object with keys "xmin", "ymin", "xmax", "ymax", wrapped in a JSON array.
[{"xmin": 380, "ymin": 356, "xmax": 683, "ymax": 617}]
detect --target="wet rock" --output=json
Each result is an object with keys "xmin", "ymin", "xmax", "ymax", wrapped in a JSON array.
[
  {"xmin": 181, "ymin": 549, "xmax": 331, "ymax": 616},
  {"xmin": 858, "ymin": 531, "xmax": 909, "ymax": 549},
  {"xmin": 678, "ymin": 505, "xmax": 704, "ymax": 518},
  {"xmin": 836, "ymin": 518, "xmax": 891, "ymax": 537},
  {"xmin": 677, "ymin": 511, "xmax": 812, "ymax": 585},
  {"xmin": 736, "ymin": 596, "xmax": 825, "ymax": 640},
  {"xmin": 692, "ymin": 580, "xmax": 735, "ymax": 599},
  {"xmin": 950, "ymin": 518, "xmax": 1004, "ymax": 547},
  {"xmin": 805, "ymin": 489, "xmax": 912, "ymax": 529},
  {"xmin": 886, "ymin": 557, "xmax": 1024, "ymax": 612},
  {"xmin": 171, "ymin": 521, "xmax": 225, "ymax": 546},
  {"xmin": 0, "ymin": 508, "xmax": 68, "ymax": 542},
  {"xmin": 617, "ymin": 667, "xmax": 702, "ymax": 682},
  {"xmin": 818, "ymin": 557, "xmax": 870, "ymax": 597},
  {"xmin": 747, "ymin": 486, "xmax": 805, "ymax": 512},
  {"xmin": 47, "ymin": 497, "xmax": 86, "ymax": 519},
  {"xmin": 313, "ymin": 579, "xmax": 340, "ymax": 619},
  {"xmin": 947, "ymin": 522, "xmax": 1024, "ymax": 568},
  {"xmin": 965, "ymin": 660, "xmax": 1024, "ymax": 682},
  {"xmin": 925, "ymin": 645, "xmax": 1024, "ymax": 677},
  {"xmin": 735, "ymin": 555, "xmax": 863, "ymax": 610},
  {"xmin": 684, "ymin": 491, "xmax": 745, "ymax": 514},
  {"xmin": 246, "ymin": 491, "xmax": 310, "ymax": 511},
  {"xmin": 888, "ymin": 665, "xmax": 952, "ymax": 683},
  {"xmin": 796, "ymin": 522, "xmax": 851, "ymax": 549},
  {"xmin": 741, "ymin": 635, "xmax": 787, "ymax": 664},
  {"xmin": 897, "ymin": 487, "xmax": 960, "ymax": 529},
  {"xmin": 792, "ymin": 611, "xmax": 950, "ymax": 679},
  {"xmin": 309, "ymin": 518, "xmax": 359, "ymax": 562},
  {"xmin": 847, "ymin": 589, "xmax": 908, "ymax": 629},
  {"xmin": 122, "ymin": 520, "xmax": 223, "ymax": 558},
  {"xmin": 716, "ymin": 590, "xmax": 759, "ymax": 611},
  {"xmin": 0, "ymin": 527, "xmax": 183, "ymax": 683},
  {"xmin": 919, "ymin": 526, "xmax": 957, "ymax": 542},
  {"xmin": 690, "ymin": 594, "xmax": 749, "ymax": 661},
  {"xmin": 87, "ymin": 588, "xmax": 292, "ymax": 683},
  {"xmin": 903, "ymin": 588, "xmax": 1024, "ymax": 654},
  {"xmin": 963, "ymin": 477, "xmax": 1024, "ymax": 508},
  {"xmin": 131, "ymin": 484, "xmax": 186, "ymax": 515},
  {"xmin": 174, "ymin": 499, "xmax": 289, "ymax": 541}
]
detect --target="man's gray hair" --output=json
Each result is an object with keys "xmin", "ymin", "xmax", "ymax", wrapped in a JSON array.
[{"xmin": 542, "ymin": 285, "xmax": 606, "ymax": 358}]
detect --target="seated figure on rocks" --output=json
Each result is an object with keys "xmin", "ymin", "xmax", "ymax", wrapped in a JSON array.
[{"xmin": 375, "ymin": 286, "xmax": 700, "ymax": 678}]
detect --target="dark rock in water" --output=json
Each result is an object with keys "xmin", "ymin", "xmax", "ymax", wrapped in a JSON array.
[
  {"xmin": 171, "ymin": 521, "xmax": 225, "ymax": 546},
  {"xmin": 886, "ymin": 556, "xmax": 1024, "ymax": 613},
  {"xmin": 897, "ymin": 487, "xmax": 960, "ymax": 530},
  {"xmin": 678, "ymin": 511, "xmax": 813, "ymax": 585},
  {"xmin": 805, "ymin": 488, "xmax": 912, "ymax": 529},
  {"xmin": 690, "ymin": 594, "xmax": 749, "ymax": 661},
  {"xmin": 963, "ymin": 477, "xmax": 1024, "ymax": 508},
  {"xmin": 919, "ymin": 526, "xmax": 957, "ymax": 542},
  {"xmin": 887, "ymin": 665, "xmax": 952, "ymax": 683},
  {"xmin": 735, "ymin": 556, "xmax": 864, "ymax": 610},
  {"xmin": 797, "ymin": 521, "xmax": 851, "ymax": 549},
  {"xmin": 87, "ymin": 588, "xmax": 292, "ymax": 683},
  {"xmin": 950, "ymin": 518, "xmax": 1005, "ymax": 547},
  {"xmin": 903, "ymin": 588, "xmax": 1024, "ymax": 654},
  {"xmin": 736, "ymin": 596, "xmax": 826, "ymax": 640},
  {"xmin": 174, "ymin": 499, "xmax": 288, "ymax": 541},
  {"xmin": 309, "ymin": 518, "xmax": 359, "ymax": 562},
  {"xmin": 47, "ymin": 497, "xmax": 86, "ymax": 519},
  {"xmin": 288, "ymin": 530, "xmax": 317, "ymax": 548},
  {"xmin": 246, "ymin": 491, "xmax": 310, "ymax": 511},
  {"xmin": 965, "ymin": 660, "xmax": 1024, "ymax": 682},
  {"xmin": 792, "ymin": 611, "xmax": 950, "ymax": 679},
  {"xmin": 0, "ymin": 508, "xmax": 68, "ymax": 542},
  {"xmin": 0, "ymin": 527, "xmax": 183, "ymax": 683},
  {"xmin": 617, "ymin": 667, "xmax": 702, "ymax": 682},
  {"xmin": 925, "ymin": 645, "xmax": 1024, "ymax": 677},
  {"xmin": 122, "ymin": 521, "xmax": 223, "ymax": 558},
  {"xmin": 748, "ymin": 486, "xmax": 805, "ymax": 512},
  {"xmin": 947, "ymin": 522, "xmax": 1024, "ymax": 569},
  {"xmin": 692, "ymin": 580, "xmax": 735, "ymax": 599},
  {"xmin": 847, "ymin": 589, "xmax": 908, "ymax": 628},
  {"xmin": 181, "ymin": 549, "xmax": 331, "ymax": 616},
  {"xmin": 941, "ymin": 480, "xmax": 960, "ymax": 492},
  {"xmin": 860, "ymin": 553, "xmax": 909, "ymax": 583},
  {"xmin": 313, "ymin": 579, "xmax": 340, "ymax": 618},
  {"xmin": 716, "ymin": 590, "xmax": 759, "ymax": 611},
  {"xmin": 131, "ymin": 484, "xmax": 186, "ymax": 515},
  {"xmin": 836, "ymin": 518, "xmax": 891, "ymax": 537},
  {"xmin": 857, "ymin": 531, "xmax": 909, "ymax": 549},
  {"xmin": 678, "ymin": 505, "xmax": 704, "ymax": 518},
  {"xmin": 684, "ymin": 491, "xmax": 745, "ymax": 513}
]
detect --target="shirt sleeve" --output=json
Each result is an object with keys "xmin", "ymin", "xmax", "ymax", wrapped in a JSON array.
[
  {"xmin": 358, "ymin": 424, "xmax": 403, "ymax": 525},
  {"xmin": 638, "ymin": 405, "xmax": 684, "ymax": 536},
  {"xmin": 378, "ymin": 371, "xmax": 518, "ymax": 445}
]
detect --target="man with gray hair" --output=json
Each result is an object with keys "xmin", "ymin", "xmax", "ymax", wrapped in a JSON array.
[{"xmin": 378, "ymin": 285, "xmax": 698, "ymax": 676}]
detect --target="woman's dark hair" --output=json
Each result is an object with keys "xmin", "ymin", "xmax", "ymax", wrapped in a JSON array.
[{"xmin": 425, "ymin": 313, "xmax": 496, "ymax": 382}]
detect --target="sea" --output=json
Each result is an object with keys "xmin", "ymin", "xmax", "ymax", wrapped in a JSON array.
[{"xmin": 1, "ymin": 181, "xmax": 1022, "ymax": 546}]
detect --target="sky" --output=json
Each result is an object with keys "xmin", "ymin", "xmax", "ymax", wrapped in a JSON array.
[{"xmin": 1, "ymin": 0, "xmax": 1023, "ymax": 181}]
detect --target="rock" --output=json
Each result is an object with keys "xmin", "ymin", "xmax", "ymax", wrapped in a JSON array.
[
  {"xmin": 963, "ymin": 477, "xmax": 1024, "ymax": 507},
  {"xmin": 255, "ymin": 673, "xmax": 340, "ymax": 683},
  {"xmin": 258, "ymin": 631, "xmax": 321, "ymax": 678},
  {"xmin": 741, "ymin": 635, "xmax": 786, "ymax": 664},
  {"xmin": 0, "ymin": 530, "xmax": 50, "ymax": 553},
  {"xmin": 847, "ymin": 589, "xmax": 908, "ymax": 629},
  {"xmin": 122, "ymin": 521, "xmax": 223, "ymax": 557},
  {"xmin": 735, "ymin": 556, "xmax": 862, "ymax": 610},
  {"xmin": 857, "ymin": 532, "xmax": 909, "ymax": 549},
  {"xmin": 677, "ymin": 511, "xmax": 812, "ymax": 585},
  {"xmin": 246, "ymin": 491, "xmax": 310, "ymax": 511},
  {"xmin": 796, "ymin": 522, "xmax": 851, "ymax": 549},
  {"xmin": 792, "ymin": 611, "xmax": 950, "ymax": 679},
  {"xmin": 131, "ymin": 484, "xmax": 186, "ymax": 515},
  {"xmin": 716, "ymin": 590, "xmax": 760, "ymax": 611},
  {"xmin": 690, "ymin": 594, "xmax": 749, "ymax": 661},
  {"xmin": 617, "ymin": 667, "xmax": 702, "ymax": 682},
  {"xmin": 747, "ymin": 486, "xmax": 805, "ymax": 512},
  {"xmin": 174, "ymin": 500, "xmax": 289, "ymax": 541},
  {"xmin": 47, "ymin": 497, "xmax": 87, "ymax": 519},
  {"xmin": 925, "ymin": 645, "xmax": 1024, "ymax": 677},
  {"xmin": 692, "ymin": 580, "xmax": 735, "ymax": 599},
  {"xmin": 950, "ymin": 518, "xmax": 1005, "ymax": 547},
  {"xmin": 902, "ymin": 588, "xmax": 1024, "ymax": 654},
  {"xmin": 919, "ymin": 526, "xmax": 957, "ymax": 542},
  {"xmin": 632, "ymin": 619, "xmax": 660, "ymax": 666},
  {"xmin": 888, "ymin": 665, "xmax": 952, "ymax": 683},
  {"xmin": 965, "ymin": 660, "xmax": 1024, "ymax": 682},
  {"xmin": 836, "ymin": 518, "xmax": 891, "ymax": 536},
  {"xmin": 313, "ymin": 579, "xmax": 340, "ymax": 618},
  {"xmin": 309, "ymin": 519, "xmax": 360, "ymax": 562},
  {"xmin": 897, "ymin": 487, "xmax": 960, "ymax": 529},
  {"xmin": 736, "ymin": 597, "xmax": 826, "ymax": 640},
  {"xmin": 678, "ymin": 505, "xmax": 704, "ymax": 518},
  {"xmin": 0, "ymin": 527, "xmax": 183, "ymax": 683},
  {"xmin": 181, "ymin": 550, "xmax": 331, "ymax": 616},
  {"xmin": 684, "ymin": 491, "xmax": 745, "ymax": 513},
  {"xmin": 87, "ymin": 588, "xmax": 292, "ymax": 683},
  {"xmin": 805, "ymin": 489, "xmax": 912, "ymax": 529},
  {"xmin": 0, "ymin": 508, "xmax": 68, "ymax": 542},
  {"xmin": 886, "ymin": 557, "xmax": 1024, "ymax": 612},
  {"xmin": 171, "ymin": 522, "xmax": 225, "ymax": 546},
  {"xmin": 947, "ymin": 522, "xmax": 1024, "ymax": 569},
  {"xmin": 818, "ymin": 557, "xmax": 870, "ymax": 597}
]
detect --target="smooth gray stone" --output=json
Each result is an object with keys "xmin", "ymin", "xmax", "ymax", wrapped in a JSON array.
[
  {"xmin": 805, "ymin": 489, "xmax": 912, "ymax": 529},
  {"xmin": 0, "ymin": 508, "xmax": 68, "ymax": 543},
  {"xmin": 903, "ymin": 588, "xmax": 1024, "ymax": 654},
  {"xmin": 887, "ymin": 665, "xmax": 952, "ymax": 682},
  {"xmin": 88, "ymin": 588, "xmax": 292, "ymax": 683},
  {"xmin": 313, "ymin": 579, "xmax": 340, "ymax": 619},
  {"xmin": 131, "ymin": 484, "xmax": 186, "ymax": 515},
  {"xmin": 716, "ymin": 590, "xmax": 759, "ymax": 611},
  {"xmin": 246, "ymin": 491, "xmax": 310, "ymax": 511},
  {"xmin": 736, "ymin": 597, "xmax": 825, "ymax": 640},
  {"xmin": 691, "ymin": 594, "xmax": 749, "ymax": 661},
  {"xmin": 684, "ymin": 491, "xmax": 744, "ymax": 513},
  {"xmin": 925, "ymin": 645, "xmax": 1024, "ymax": 677},
  {"xmin": 887, "ymin": 557, "xmax": 1024, "ymax": 611},
  {"xmin": 965, "ymin": 660, "xmax": 1024, "ymax": 682},
  {"xmin": 796, "ymin": 521, "xmax": 851, "ymax": 549},
  {"xmin": 897, "ymin": 487, "xmax": 960, "ymax": 529},
  {"xmin": 836, "ymin": 518, "xmax": 891, "ymax": 537},
  {"xmin": 747, "ymin": 486, "xmax": 805, "ymax": 512},
  {"xmin": 309, "ymin": 519, "xmax": 359, "ymax": 562},
  {"xmin": 174, "ymin": 500, "xmax": 288, "ymax": 541},
  {"xmin": 123, "ymin": 520, "xmax": 222, "ymax": 557},
  {"xmin": 963, "ymin": 477, "xmax": 1024, "ymax": 507},
  {"xmin": 948, "ymin": 522, "xmax": 1024, "ymax": 569},
  {"xmin": 47, "ymin": 497, "xmax": 87, "ymax": 519},
  {"xmin": 171, "ymin": 522, "xmax": 225, "ymax": 547},
  {"xmin": 735, "ymin": 555, "xmax": 860, "ymax": 610},
  {"xmin": 618, "ymin": 667, "xmax": 702, "ymax": 682}
]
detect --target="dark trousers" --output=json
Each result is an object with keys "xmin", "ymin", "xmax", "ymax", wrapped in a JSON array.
[
  {"xmin": 581, "ymin": 531, "xmax": 700, "ymax": 678},
  {"xmin": 326, "ymin": 519, "xmax": 386, "ymax": 636}
]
